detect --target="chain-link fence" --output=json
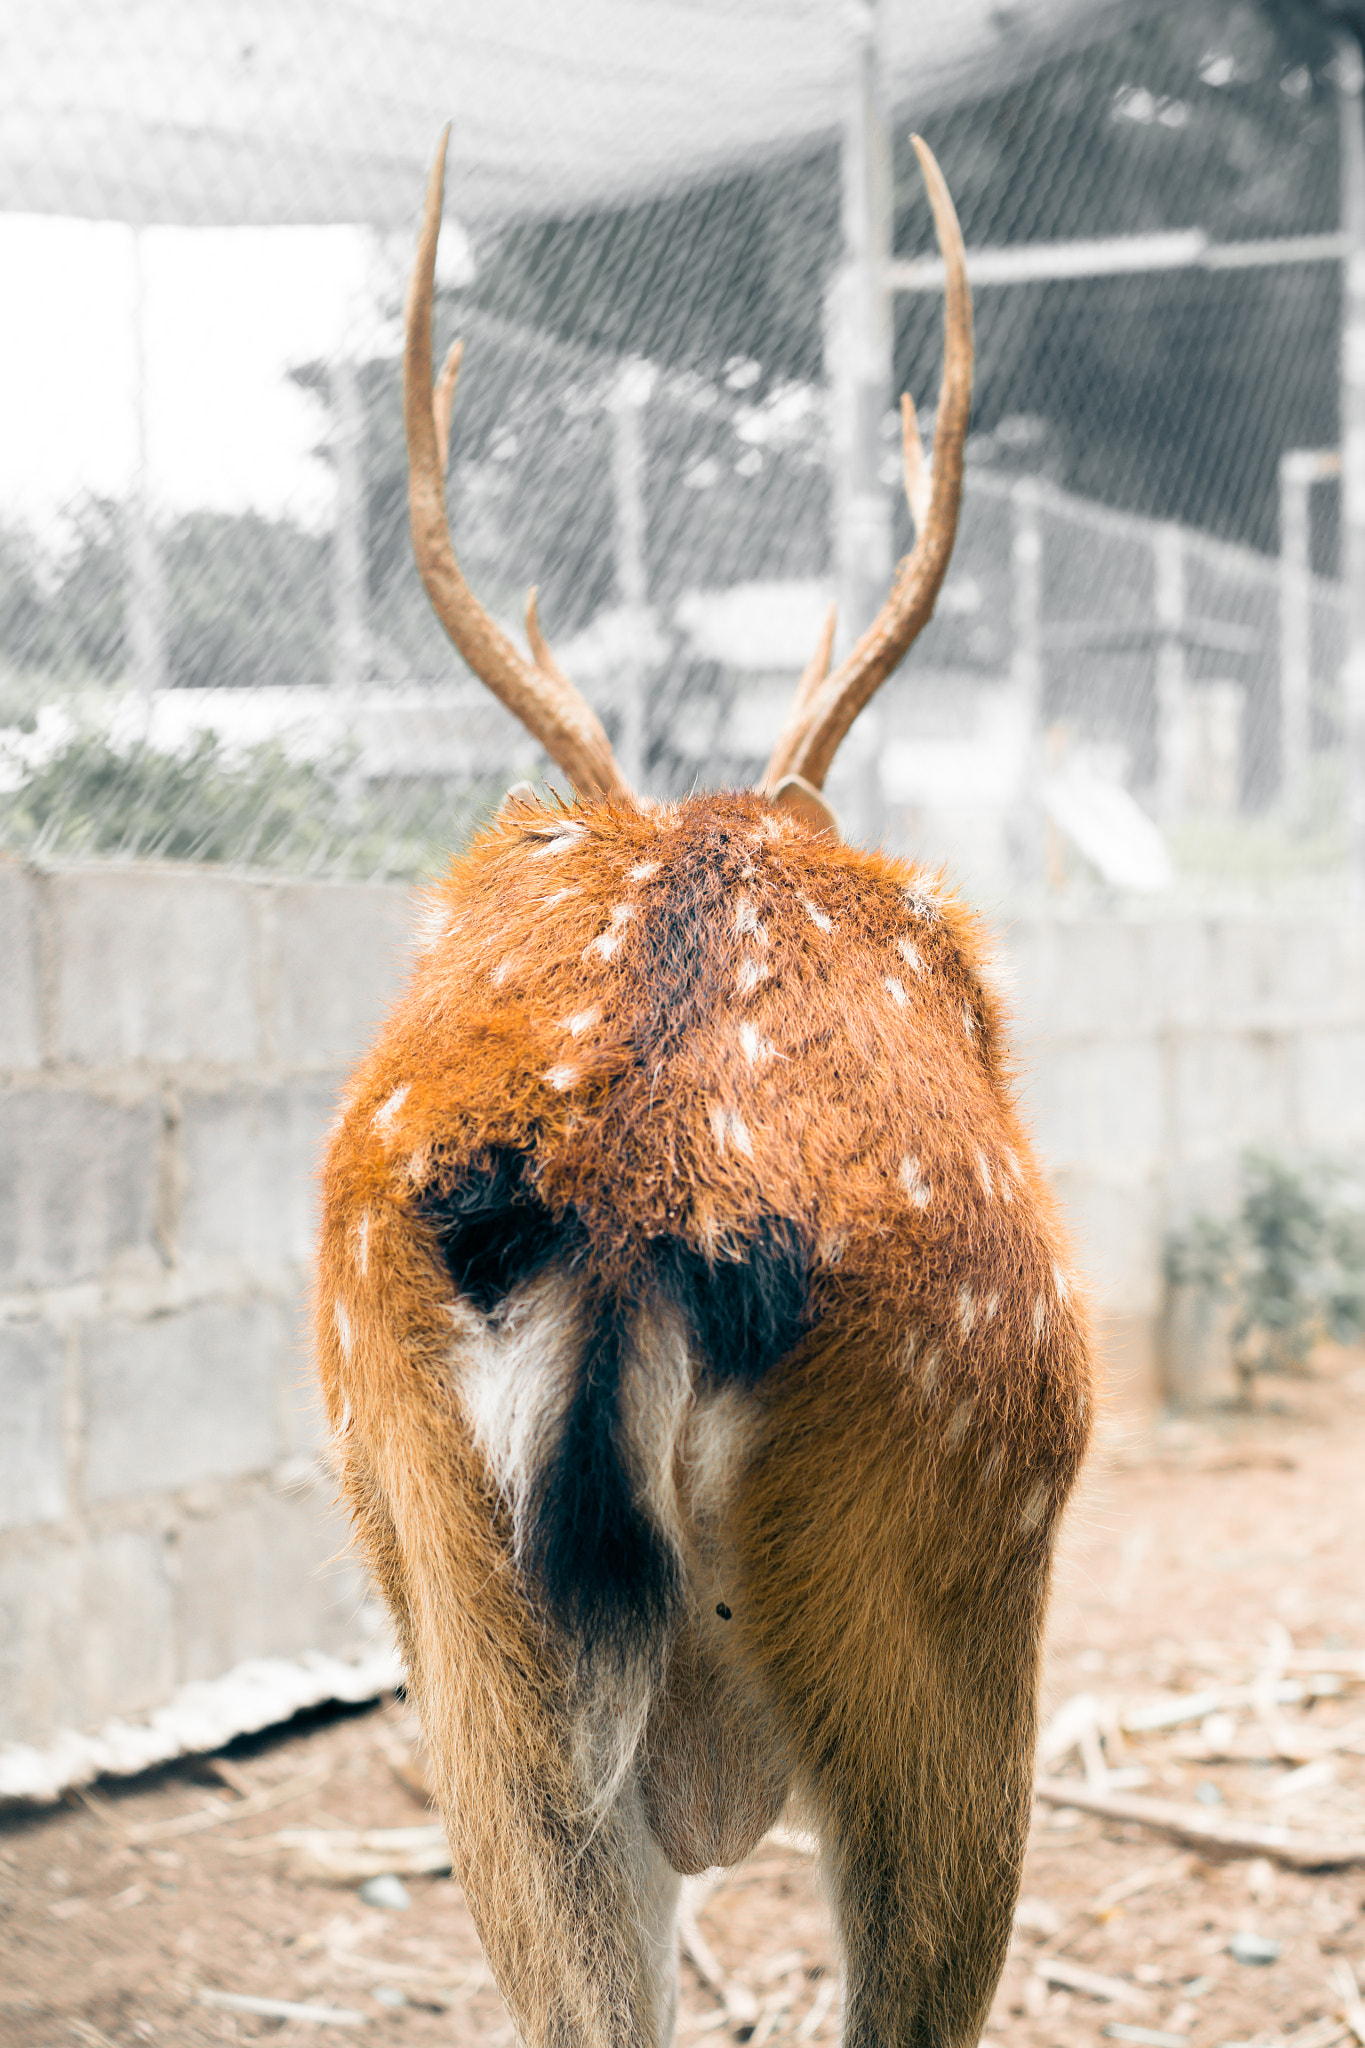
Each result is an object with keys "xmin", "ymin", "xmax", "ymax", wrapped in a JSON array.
[{"xmin": 0, "ymin": 0, "xmax": 1354, "ymax": 902}]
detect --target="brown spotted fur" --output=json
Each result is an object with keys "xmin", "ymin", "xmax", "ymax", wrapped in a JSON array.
[{"xmin": 315, "ymin": 787, "xmax": 1092, "ymax": 2047}]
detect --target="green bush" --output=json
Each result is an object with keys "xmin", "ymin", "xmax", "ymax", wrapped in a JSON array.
[
  {"xmin": 1165, "ymin": 1149, "xmax": 1365, "ymax": 1398},
  {"xmin": 0, "ymin": 726, "xmax": 493, "ymax": 881}
]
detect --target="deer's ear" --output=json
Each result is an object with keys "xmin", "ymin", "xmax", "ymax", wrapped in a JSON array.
[
  {"xmin": 496, "ymin": 781, "xmax": 540, "ymax": 823},
  {"xmin": 769, "ymin": 775, "xmax": 840, "ymax": 841}
]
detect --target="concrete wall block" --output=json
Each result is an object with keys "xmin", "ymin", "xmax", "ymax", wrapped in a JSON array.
[
  {"xmin": 84, "ymin": 1299, "xmax": 283, "ymax": 1500},
  {"xmin": 0, "ymin": 1322, "xmax": 67, "ymax": 1530},
  {"xmin": 279, "ymin": 1269, "xmax": 327, "ymax": 1458},
  {"xmin": 81, "ymin": 1525, "xmax": 178, "ymax": 1726},
  {"xmin": 176, "ymin": 1483, "xmax": 372, "ymax": 1684},
  {"xmin": 50, "ymin": 866, "xmax": 260, "ymax": 1066},
  {"xmin": 0, "ymin": 1088, "xmax": 162, "ymax": 1286},
  {"xmin": 0, "ymin": 859, "xmax": 43, "ymax": 1068},
  {"xmin": 269, "ymin": 880, "xmax": 414, "ymax": 1069},
  {"xmin": 1050, "ymin": 1167, "xmax": 1163, "ymax": 1316},
  {"xmin": 1295, "ymin": 1029, "xmax": 1365, "ymax": 1149},
  {"xmin": 178, "ymin": 1080, "xmax": 337, "ymax": 1273},
  {"xmin": 1204, "ymin": 920, "xmax": 1321, "ymax": 1027},
  {"xmin": 1016, "ymin": 1045, "xmax": 1088, "ymax": 1172},
  {"xmin": 1080, "ymin": 1036, "xmax": 1165, "ymax": 1171},
  {"xmin": 0, "ymin": 1539, "xmax": 86, "ymax": 1742},
  {"xmin": 1157, "ymin": 919, "xmax": 1215, "ymax": 1030}
]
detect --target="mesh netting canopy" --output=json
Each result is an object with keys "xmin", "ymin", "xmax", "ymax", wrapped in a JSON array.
[{"xmin": 8, "ymin": 0, "xmax": 1152, "ymax": 227}]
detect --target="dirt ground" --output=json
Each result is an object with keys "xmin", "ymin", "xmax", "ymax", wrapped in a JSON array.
[{"xmin": 4, "ymin": 1351, "xmax": 1365, "ymax": 2048}]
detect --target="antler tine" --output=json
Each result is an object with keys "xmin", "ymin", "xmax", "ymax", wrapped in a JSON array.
[
  {"xmin": 404, "ymin": 130, "xmax": 629, "ymax": 802},
  {"xmin": 761, "ymin": 136, "xmax": 973, "ymax": 796},
  {"xmin": 525, "ymin": 586, "xmax": 575, "ymax": 692}
]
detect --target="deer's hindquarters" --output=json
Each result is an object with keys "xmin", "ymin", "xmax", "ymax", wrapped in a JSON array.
[{"xmin": 316, "ymin": 790, "xmax": 1091, "ymax": 2046}]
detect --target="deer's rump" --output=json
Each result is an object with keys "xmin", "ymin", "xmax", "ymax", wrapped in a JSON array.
[{"xmin": 418, "ymin": 1145, "xmax": 813, "ymax": 1666}]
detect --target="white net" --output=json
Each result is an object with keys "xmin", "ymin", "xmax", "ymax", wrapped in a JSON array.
[{"xmin": 0, "ymin": 0, "xmax": 1354, "ymax": 902}]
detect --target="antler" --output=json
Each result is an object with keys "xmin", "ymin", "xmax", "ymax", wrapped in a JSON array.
[
  {"xmin": 405, "ymin": 130, "xmax": 630, "ymax": 802},
  {"xmin": 761, "ymin": 136, "xmax": 973, "ymax": 795}
]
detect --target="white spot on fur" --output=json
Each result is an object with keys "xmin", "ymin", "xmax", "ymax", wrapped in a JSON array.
[
  {"xmin": 1053, "ymin": 1262, "xmax": 1071, "ymax": 1304},
  {"xmin": 798, "ymin": 895, "xmax": 833, "ymax": 933},
  {"xmin": 545, "ymin": 1064, "xmax": 580, "ymax": 1092},
  {"xmin": 563, "ymin": 1007, "xmax": 600, "ymax": 1037},
  {"xmin": 736, "ymin": 957, "xmax": 768, "ymax": 996},
  {"xmin": 414, "ymin": 900, "xmax": 449, "ymax": 950},
  {"xmin": 897, "ymin": 936, "xmax": 924, "ymax": 975},
  {"xmin": 734, "ymin": 897, "xmax": 768, "ymax": 946},
  {"xmin": 585, "ymin": 902, "xmax": 636, "ymax": 962},
  {"xmin": 738, "ymin": 1021, "xmax": 775, "ymax": 1065},
  {"xmin": 490, "ymin": 959, "xmax": 512, "ymax": 986},
  {"xmin": 541, "ymin": 886, "xmax": 580, "ymax": 908},
  {"xmin": 957, "ymin": 1287, "xmax": 976, "ymax": 1337},
  {"xmin": 983, "ymin": 1291, "xmax": 999, "ymax": 1323},
  {"xmin": 919, "ymin": 1345, "xmax": 943, "ymax": 1400},
  {"xmin": 628, "ymin": 860, "xmax": 660, "ymax": 881},
  {"xmin": 944, "ymin": 1397, "xmax": 974, "ymax": 1448},
  {"xmin": 900, "ymin": 1156, "xmax": 932, "ymax": 1208},
  {"xmin": 709, "ymin": 1106, "xmax": 755, "ymax": 1160},
  {"xmin": 1033, "ymin": 1295, "xmax": 1048, "ymax": 1342},
  {"xmin": 337, "ymin": 1399, "xmax": 352, "ymax": 1435},
  {"xmin": 904, "ymin": 884, "xmax": 943, "ymax": 920},
  {"xmin": 353, "ymin": 1211, "xmax": 370, "ymax": 1276},
  {"xmin": 1020, "ymin": 1481, "xmax": 1050, "ymax": 1533},
  {"xmin": 884, "ymin": 976, "xmax": 907, "ymax": 1007},
  {"xmin": 334, "ymin": 1299, "xmax": 353, "ymax": 1360},
  {"xmin": 977, "ymin": 1151, "xmax": 993, "ymax": 1200},
  {"xmin": 371, "ymin": 1084, "xmax": 409, "ymax": 1136},
  {"xmin": 528, "ymin": 825, "xmax": 586, "ymax": 857},
  {"xmin": 963, "ymin": 1004, "xmax": 976, "ymax": 1036}
]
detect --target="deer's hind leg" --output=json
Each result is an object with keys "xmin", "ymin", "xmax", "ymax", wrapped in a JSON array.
[{"xmin": 739, "ymin": 1359, "xmax": 1070, "ymax": 2048}]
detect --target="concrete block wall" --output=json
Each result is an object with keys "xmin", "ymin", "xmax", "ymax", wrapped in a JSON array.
[
  {"xmin": 1007, "ymin": 914, "xmax": 1365, "ymax": 1414},
  {"xmin": 3, "ymin": 853, "xmax": 1363, "ymax": 1751},
  {"xmin": 0, "ymin": 858, "xmax": 415, "ymax": 1749}
]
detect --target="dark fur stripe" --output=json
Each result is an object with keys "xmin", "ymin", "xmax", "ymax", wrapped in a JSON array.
[
  {"xmin": 417, "ymin": 1156, "xmax": 810, "ymax": 1658},
  {"xmin": 525, "ymin": 1289, "xmax": 680, "ymax": 1665}
]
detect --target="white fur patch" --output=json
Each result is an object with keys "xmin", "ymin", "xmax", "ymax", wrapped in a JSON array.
[
  {"xmin": 963, "ymin": 1004, "xmax": 976, "ymax": 1036},
  {"xmin": 944, "ymin": 1396, "xmax": 974, "ymax": 1448},
  {"xmin": 738, "ymin": 1021, "xmax": 775, "ymax": 1065},
  {"xmin": 709, "ymin": 1106, "xmax": 755, "ymax": 1160},
  {"xmin": 353, "ymin": 1211, "xmax": 370, "ymax": 1276},
  {"xmin": 680, "ymin": 1383, "xmax": 756, "ymax": 1529},
  {"xmin": 628, "ymin": 860, "xmax": 661, "ymax": 881},
  {"xmin": 334, "ymin": 1298, "xmax": 353, "ymax": 1360},
  {"xmin": 884, "ymin": 976, "xmax": 907, "ymax": 1007},
  {"xmin": 918, "ymin": 1345, "xmax": 943, "ymax": 1400},
  {"xmin": 736, "ymin": 957, "xmax": 768, "ymax": 995},
  {"xmin": 541, "ymin": 885, "xmax": 580, "ymax": 907},
  {"xmin": 337, "ymin": 1399, "xmax": 352, "ymax": 1435},
  {"xmin": 529, "ymin": 825, "xmax": 587, "ymax": 857},
  {"xmin": 454, "ymin": 1269, "xmax": 584, "ymax": 1556},
  {"xmin": 977, "ymin": 1151, "xmax": 993, "ymax": 1200},
  {"xmin": 1020, "ymin": 1480, "xmax": 1050, "ymax": 1534},
  {"xmin": 563, "ymin": 1007, "xmax": 601, "ymax": 1037},
  {"xmin": 900, "ymin": 1156, "xmax": 932, "ymax": 1208},
  {"xmin": 734, "ymin": 897, "xmax": 768, "ymax": 945},
  {"xmin": 490, "ymin": 959, "xmax": 512, "ymax": 986},
  {"xmin": 371, "ymin": 1084, "xmax": 409, "ymax": 1137},
  {"xmin": 897, "ymin": 936, "xmax": 924, "ymax": 975},
  {"xmin": 585, "ymin": 904, "xmax": 635, "ymax": 962},
  {"xmin": 904, "ymin": 884, "xmax": 943, "ymax": 920},
  {"xmin": 1033, "ymin": 1295, "xmax": 1048, "ymax": 1342},
  {"xmin": 413, "ymin": 900, "xmax": 450, "ymax": 950},
  {"xmin": 1053, "ymin": 1262, "xmax": 1071, "ymax": 1304},
  {"xmin": 983, "ymin": 1291, "xmax": 999, "ymax": 1323},
  {"xmin": 798, "ymin": 895, "xmax": 833, "ymax": 933},
  {"xmin": 957, "ymin": 1287, "xmax": 976, "ymax": 1337},
  {"xmin": 545, "ymin": 1064, "xmax": 580, "ymax": 1092}
]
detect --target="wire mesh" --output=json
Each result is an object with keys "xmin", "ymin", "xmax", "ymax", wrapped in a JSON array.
[{"xmin": 0, "ymin": 0, "xmax": 1353, "ymax": 901}]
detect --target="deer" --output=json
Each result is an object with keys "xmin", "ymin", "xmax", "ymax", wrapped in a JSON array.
[{"xmin": 315, "ymin": 129, "xmax": 1092, "ymax": 2048}]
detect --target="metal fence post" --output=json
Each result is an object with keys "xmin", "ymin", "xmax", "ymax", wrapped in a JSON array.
[
  {"xmin": 1011, "ymin": 476, "xmax": 1044, "ymax": 881},
  {"xmin": 1338, "ymin": 30, "xmax": 1365, "ymax": 900},
  {"xmin": 126, "ymin": 226, "xmax": 166, "ymax": 704},
  {"xmin": 610, "ymin": 356, "xmax": 655, "ymax": 789},
  {"xmin": 332, "ymin": 356, "xmax": 368, "ymax": 693},
  {"xmin": 1154, "ymin": 522, "xmax": 1186, "ymax": 823}
]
